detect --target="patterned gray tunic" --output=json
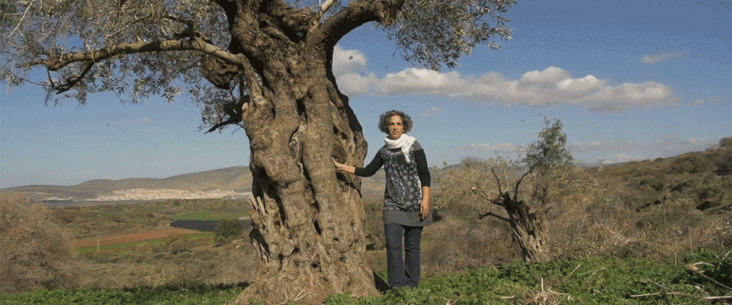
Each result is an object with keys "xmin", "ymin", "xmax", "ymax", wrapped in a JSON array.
[{"xmin": 355, "ymin": 140, "xmax": 432, "ymax": 226}]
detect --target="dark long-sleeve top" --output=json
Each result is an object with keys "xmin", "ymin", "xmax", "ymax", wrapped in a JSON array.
[{"xmin": 353, "ymin": 140, "xmax": 432, "ymax": 226}]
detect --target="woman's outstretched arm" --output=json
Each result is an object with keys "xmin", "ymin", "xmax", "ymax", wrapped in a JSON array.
[
  {"xmin": 334, "ymin": 154, "xmax": 384, "ymax": 177},
  {"xmin": 333, "ymin": 158, "xmax": 356, "ymax": 174}
]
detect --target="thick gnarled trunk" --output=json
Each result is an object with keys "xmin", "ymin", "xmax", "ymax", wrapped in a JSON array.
[
  {"xmin": 232, "ymin": 53, "xmax": 376, "ymax": 303},
  {"xmin": 196, "ymin": 0, "xmax": 407, "ymax": 302}
]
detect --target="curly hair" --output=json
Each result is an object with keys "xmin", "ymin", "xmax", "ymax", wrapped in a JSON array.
[{"xmin": 378, "ymin": 110, "xmax": 413, "ymax": 134}]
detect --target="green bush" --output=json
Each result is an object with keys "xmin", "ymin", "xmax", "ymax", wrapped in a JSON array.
[{"xmin": 214, "ymin": 219, "xmax": 245, "ymax": 239}]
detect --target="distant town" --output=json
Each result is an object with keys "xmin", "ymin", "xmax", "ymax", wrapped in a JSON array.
[{"xmin": 43, "ymin": 188, "xmax": 252, "ymax": 203}]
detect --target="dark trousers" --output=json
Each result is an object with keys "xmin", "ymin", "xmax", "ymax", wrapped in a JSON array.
[{"xmin": 384, "ymin": 223, "xmax": 423, "ymax": 288}]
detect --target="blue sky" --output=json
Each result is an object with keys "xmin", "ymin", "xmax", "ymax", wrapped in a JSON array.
[{"xmin": 1, "ymin": 0, "xmax": 730, "ymax": 188}]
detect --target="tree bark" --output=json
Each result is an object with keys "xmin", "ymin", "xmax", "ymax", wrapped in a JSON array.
[
  {"xmin": 219, "ymin": 26, "xmax": 377, "ymax": 302},
  {"xmin": 502, "ymin": 195, "xmax": 548, "ymax": 264},
  {"xmin": 203, "ymin": 0, "xmax": 407, "ymax": 301},
  {"xmin": 480, "ymin": 192, "xmax": 548, "ymax": 263}
]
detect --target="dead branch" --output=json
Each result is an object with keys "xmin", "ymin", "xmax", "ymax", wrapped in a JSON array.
[
  {"xmin": 513, "ymin": 161, "xmax": 540, "ymax": 202},
  {"xmin": 686, "ymin": 262, "xmax": 732, "ymax": 291},
  {"xmin": 490, "ymin": 167, "xmax": 503, "ymax": 194},
  {"xmin": 630, "ymin": 292, "xmax": 732, "ymax": 301},
  {"xmin": 630, "ymin": 292, "xmax": 696, "ymax": 298},
  {"xmin": 478, "ymin": 211, "xmax": 510, "ymax": 223},
  {"xmin": 561, "ymin": 264, "xmax": 582, "ymax": 284}
]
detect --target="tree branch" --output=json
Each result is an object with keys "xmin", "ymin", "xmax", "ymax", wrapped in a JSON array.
[
  {"xmin": 314, "ymin": 0, "xmax": 404, "ymax": 47},
  {"xmin": 22, "ymin": 36, "xmax": 242, "ymax": 72},
  {"xmin": 320, "ymin": 0, "xmax": 337, "ymax": 14},
  {"xmin": 479, "ymin": 211, "xmax": 511, "ymax": 223},
  {"xmin": 205, "ymin": 96, "xmax": 248, "ymax": 133},
  {"xmin": 5, "ymin": 0, "xmax": 35, "ymax": 39},
  {"xmin": 491, "ymin": 167, "xmax": 503, "ymax": 194},
  {"xmin": 513, "ymin": 161, "xmax": 540, "ymax": 202},
  {"xmin": 53, "ymin": 62, "xmax": 94, "ymax": 94}
]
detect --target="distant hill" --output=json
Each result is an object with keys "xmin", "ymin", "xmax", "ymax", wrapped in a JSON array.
[
  {"xmin": 6, "ymin": 166, "xmax": 253, "ymax": 201},
  {"xmin": 5, "ymin": 165, "xmax": 388, "ymax": 201}
]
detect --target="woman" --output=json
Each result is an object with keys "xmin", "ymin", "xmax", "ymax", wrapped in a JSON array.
[{"xmin": 333, "ymin": 110, "xmax": 431, "ymax": 289}]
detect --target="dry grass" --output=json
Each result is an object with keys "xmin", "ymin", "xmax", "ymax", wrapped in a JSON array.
[
  {"xmin": 425, "ymin": 148, "xmax": 732, "ymax": 272},
  {"xmin": 71, "ymin": 235, "xmax": 257, "ymax": 290},
  {"xmin": 0, "ymin": 194, "xmax": 255, "ymax": 293},
  {"xmin": 0, "ymin": 192, "xmax": 75, "ymax": 293}
]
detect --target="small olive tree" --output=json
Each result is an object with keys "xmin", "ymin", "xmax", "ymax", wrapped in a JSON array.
[{"xmin": 438, "ymin": 118, "xmax": 573, "ymax": 263}]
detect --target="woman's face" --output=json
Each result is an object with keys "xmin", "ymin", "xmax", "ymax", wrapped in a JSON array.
[{"xmin": 387, "ymin": 115, "xmax": 405, "ymax": 140}]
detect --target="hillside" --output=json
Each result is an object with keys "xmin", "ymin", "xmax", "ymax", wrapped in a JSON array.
[
  {"xmin": 5, "ymin": 165, "xmax": 387, "ymax": 201},
  {"xmin": 6, "ymin": 166, "xmax": 253, "ymax": 201},
  {"xmin": 8, "ymin": 144, "xmax": 728, "ymax": 205},
  {"xmin": 590, "ymin": 145, "xmax": 731, "ymax": 213}
]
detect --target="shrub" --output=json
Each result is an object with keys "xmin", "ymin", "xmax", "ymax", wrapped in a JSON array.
[
  {"xmin": 214, "ymin": 219, "xmax": 245, "ymax": 240},
  {"xmin": 719, "ymin": 137, "xmax": 732, "ymax": 149},
  {"xmin": 0, "ymin": 192, "xmax": 74, "ymax": 293}
]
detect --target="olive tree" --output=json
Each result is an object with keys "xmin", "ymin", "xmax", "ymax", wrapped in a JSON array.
[
  {"xmin": 438, "ymin": 118, "xmax": 572, "ymax": 263},
  {"xmin": 1, "ymin": 0, "xmax": 515, "ymax": 302}
]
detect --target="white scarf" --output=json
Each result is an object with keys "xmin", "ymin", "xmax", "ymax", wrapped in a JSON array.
[{"xmin": 384, "ymin": 134, "xmax": 416, "ymax": 163}]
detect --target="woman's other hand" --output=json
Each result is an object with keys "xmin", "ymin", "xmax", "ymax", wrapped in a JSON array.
[{"xmin": 420, "ymin": 186, "xmax": 431, "ymax": 220}]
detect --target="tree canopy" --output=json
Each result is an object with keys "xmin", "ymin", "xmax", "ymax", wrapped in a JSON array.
[
  {"xmin": 522, "ymin": 117, "xmax": 574, "ymax": 172},
  {"xmin": 2, "ymin": 0, "xmax": 514, "ymax": 128}
]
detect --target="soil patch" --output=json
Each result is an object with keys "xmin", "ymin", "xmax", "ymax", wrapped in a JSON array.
[{"xmin": 68, "ymin": 228, "xmax": 200, "ymax": 249}]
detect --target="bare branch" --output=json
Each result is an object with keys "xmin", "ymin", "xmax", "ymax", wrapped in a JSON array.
[
  {"xmin": 320, "ymin": 0, "xmax": 337, "ymax": 14},
  {"xmin": 491, "ymin": 167, "xmax": 503, "ymax": 194},
  {"xmin": 471, "ymin": 184, "xmax": 500, "ymax": 207},
  {"xmin": 513, "ymin": 161, "xmax": 540, "ymax": 202},
  {"xmin": 479, "ymin": 211, "xmax": 510, "ymax": 223}
]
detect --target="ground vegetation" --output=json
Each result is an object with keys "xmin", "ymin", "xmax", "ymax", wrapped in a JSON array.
[{"xmin": 0, "ymin": 141, "xmax": 729, "ymax": 302}]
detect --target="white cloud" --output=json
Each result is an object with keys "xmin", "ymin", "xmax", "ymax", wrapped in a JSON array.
[
  {"xmin": 331, "ymin": 48, "xmax": 676, "ymax": 111},
  {"xmin": 458, "ymin": 137, "xmax": 718, "ymax": 164},
  {"xmin": 460, "ymin": 143, "xmax": 521, "ymax": 153},
  {"xmin": 572, "ymin": 137, "xmax": 716, "ymax": 154},
  {"xmin": 375, "ymin": 69, "xmax": 463, "ymax": 95},
  {"xmin": 336, "ymin": 73, "xmax": 377, "ymax": 95},
  {"xmin": 641, "ymin": 52, "xmax": 687, "ymax": 64},
  {"xmin": 332, "ymin": 45, "xmax": 368, "ymax": 75},
  {"xmin": 571, "ymin": 137, "xmax": 718, "ymax": 163},
  {"xmin": 333, "ymin": 46, "xmax": 375, "ymax": 95},
  {"xmin": 420, "ymin": 106, "xmax": 440, "ymax": 117}
]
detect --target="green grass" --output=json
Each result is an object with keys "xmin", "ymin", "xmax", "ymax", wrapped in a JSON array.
[
  {"xmin": 0, "ymin": 284, "xmax": 247, "ymax": 305},
  {"xmin": 172, "ymin": 211, "xmax": 244, "ymax": 221},
  {"xmin": 325, "ymin": 248, "xmax": 732, "ymax": 305},
  {"xmin": 72, "ymin": 232, "xmax": 215, "ymax": 254},
  {"xmin": 2, "ymin": 249, "xmax": 729, "ymax": 304}
]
